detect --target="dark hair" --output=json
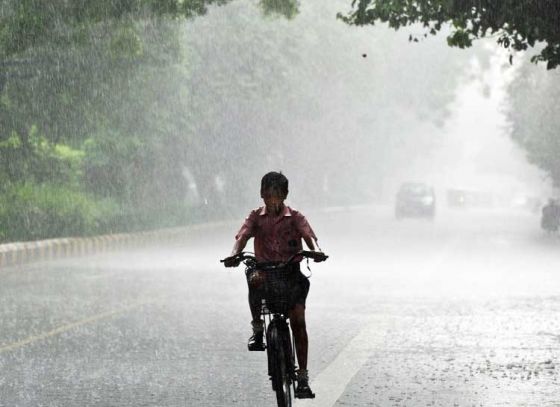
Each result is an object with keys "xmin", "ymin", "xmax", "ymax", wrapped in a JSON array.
[{"xmin": 261, "ymin": 171, "xmax": 289, "ymax": 196}]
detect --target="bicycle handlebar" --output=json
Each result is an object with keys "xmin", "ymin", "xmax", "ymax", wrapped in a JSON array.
[{"xmin": 220, "ymin": 250, "xmax": 328, "ymax": 268}]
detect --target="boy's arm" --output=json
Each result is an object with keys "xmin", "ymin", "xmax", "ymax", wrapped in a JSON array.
[
  {"xmin": 223, "ymin": 232, "xmax": 250, "ymax": 267},
  {"xmin": 230, "ymin": 209, "xmax": 257, "ymax": 255},
  {"xmin": 231, "ymin": 235, "xmax": 249, "ymax": 256},
  {"xmin": 303, "ymin": 236, "xmax": 316, "ymax": 251},
  {"xmin": 294, "ymin": 211, "xmax": 319, "ymax": 251}
]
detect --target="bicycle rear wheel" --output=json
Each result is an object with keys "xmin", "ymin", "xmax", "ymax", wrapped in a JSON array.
[{"xmin": 267, "ymin": 324, "xmax": 293, "ymax": 407}]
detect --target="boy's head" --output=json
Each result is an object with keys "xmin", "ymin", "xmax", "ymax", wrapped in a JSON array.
[
  {"xmin": 260, "ymin": 171, "xmax": 289, "ymax": 198},
  {"xmin": 260, "ymin": 172, "xmax": 288, "ymax": 213}
]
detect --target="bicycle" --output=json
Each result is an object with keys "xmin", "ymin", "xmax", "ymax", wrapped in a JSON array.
[{"xmin": 221, "ymin": 250, "xmax": 328, "ymax": 407}]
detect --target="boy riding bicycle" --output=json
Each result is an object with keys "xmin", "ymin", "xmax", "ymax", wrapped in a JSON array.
[{"xmin": 223, "ymin": 171, "xmax": 324, "ymax": 399}]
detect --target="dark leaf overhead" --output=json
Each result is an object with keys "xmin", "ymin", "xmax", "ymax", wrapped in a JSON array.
[{"xmin": 340, "ymin": 0, "xmax": 560, "ymax": 69}]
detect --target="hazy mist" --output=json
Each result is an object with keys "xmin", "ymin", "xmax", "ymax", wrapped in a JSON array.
[{"xmin": 179, "ymin": 0, "xmax": 550, "ymax": 215}]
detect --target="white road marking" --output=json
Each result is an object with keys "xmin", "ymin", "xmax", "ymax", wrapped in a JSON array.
[
  {"xmin": 296, "ymin": 316, "xmax": 392, "ymax": 406},
  {"xmin": 296, "ymin": 237, "xmax": 461, "ymax": 406}
]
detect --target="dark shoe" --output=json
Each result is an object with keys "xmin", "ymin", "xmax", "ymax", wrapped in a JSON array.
[
  {"xmin": 248, "ymin": 320, "xmax": 265, "ymax": 351},
  {"xmin": 248, "ymin": 331, "xmax": 266, "ymax": 351},
  {"xmin": 295, "ymin": 378, "xmax": 315, "ymax": 399},
  {"xmin": 295, "ymin": 370, "xmax": 315, "ymax": 399}
]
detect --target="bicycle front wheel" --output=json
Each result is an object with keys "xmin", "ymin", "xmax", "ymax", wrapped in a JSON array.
[{"xmin": 268, "ymin": 325, "xmax": 292, "ymax": 407}]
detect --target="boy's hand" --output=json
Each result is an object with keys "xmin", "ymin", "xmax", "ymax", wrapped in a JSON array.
[
  {"xmin": 222, "ymin": 255, "xmax": 241, "ymax": 268},
  {"xmin": 309, "ymin": 251, "xmax": 328, "ymax": 262}
]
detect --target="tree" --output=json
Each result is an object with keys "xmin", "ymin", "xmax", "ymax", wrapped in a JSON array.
[
  {"xmin": 0, "ymin": 0, "xmax": 300, "ymax": 59},
  {"xmin": 0, "ymin": 8, "xmax": 198, "ymax": 239},
  {"xmin": 507, "ymin": 61, "xmax": 560, "ymax": 186},
  {"xmin": 0, "ymin": 0, "xmax": 230, "ymax": 58},
  {"xmin": 339, "ymin": 0, "xmax": 560, "ymax": 69},
  {"xmin": 0, "ymin": 0, "xmax": 305, "ymax": 241}
]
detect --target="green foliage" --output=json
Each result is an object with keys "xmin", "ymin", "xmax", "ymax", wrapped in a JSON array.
[
  {"xmin": 340, "ymin": 0, "xmax": 560, "ymax": 69},
  {"xmin": 82, "ymin": 131, "xmax": 149, "ymax": 201},
  {"xmin": 0, "ymin": 133, "xmax": 21, "ymax": 149},
  {"xmin": 259, "ymin": 0, "xmax": 299, "ymax": 19},
  {"xmin": 109, "ymin": 24, "xmax": 144, "ymax": 57},
  {"xmin": 0, "ymin": 0, "xmax": 232, "ymax": 58},
  {"xmin": 508, "ymin": 62, "xmax": 560, "ymax": 186},
  {"xmin": 0, "ymin": 9, "xmax": 197, "ymax": 242},
  {"xmin": 0, "ymin": 182, "xmax": 118, "ymax": 242},
  {"xmin": 447, "ymin": 29, "xmax": 472, "ymax": 49},
  {"xmin": 0, "ymin": 127, "xmax": 84, "ymax": 187},
  {"xmin": 0, "ymin": 180, "xmax": 200, "ymax": 242}
]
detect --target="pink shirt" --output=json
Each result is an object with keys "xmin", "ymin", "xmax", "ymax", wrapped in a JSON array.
[{"xmin": 236, "ymin": 205, "xmax": 317, "ymax": 263}]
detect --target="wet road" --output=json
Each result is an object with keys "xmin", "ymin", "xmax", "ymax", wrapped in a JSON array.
[{"xmin": 1, "ymin": 206, "xmax": 560, "ymax": 406}]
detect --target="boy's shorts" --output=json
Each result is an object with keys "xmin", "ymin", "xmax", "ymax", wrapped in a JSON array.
[{"xmin": 247, "ymin": 263, "xmax": 310, "ymax": 309}]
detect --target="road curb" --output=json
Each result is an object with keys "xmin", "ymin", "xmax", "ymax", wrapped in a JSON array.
[{"xmin": 0, "ymin": 220, "xmax": 235, "ymax": 269}]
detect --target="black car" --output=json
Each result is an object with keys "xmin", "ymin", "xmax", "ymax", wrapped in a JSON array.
[{"xmin": 395, "ymin": 182, "xmax": 436, "ymax": 219}]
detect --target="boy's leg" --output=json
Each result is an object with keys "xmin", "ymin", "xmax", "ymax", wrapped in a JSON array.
[
  {"xmin": 290, "ymin": 304, "xmax": 315, "ymax": 398},
  {"xmin": 290, "ymin": 268, "xmax": 311, "ymax": 369},
  {"xmin": 247, "ymin": 272, "xmax": 265, "ymax": 351},
  {"xmin": 289, "ymin": 304, "xmax": 308, "ymax": 370},
  {"xmin": 290, "ymin": 268, "xmax": 314, "ymax": 398},
  {"xmin": 248, "ymin": 289, "xmax": 262, "ymax": 321}
]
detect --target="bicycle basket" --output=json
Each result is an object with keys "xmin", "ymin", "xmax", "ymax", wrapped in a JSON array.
[{"xmin": 262, "ymin": 268, "xmax": 293, "ymax": 315}]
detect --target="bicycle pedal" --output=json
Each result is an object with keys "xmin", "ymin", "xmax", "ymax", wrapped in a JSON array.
[
  {"xmin": 247, "ymin": 344, "xmax": 266, "ymax": 351},
  {"xmin": 295, "ymin": 392, "xmax": 315, "ymax": 399}
]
